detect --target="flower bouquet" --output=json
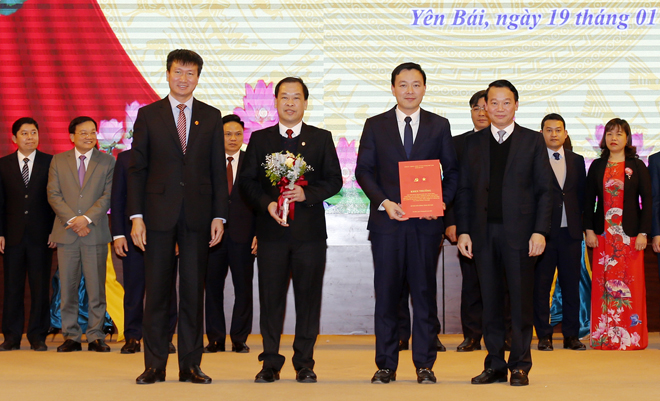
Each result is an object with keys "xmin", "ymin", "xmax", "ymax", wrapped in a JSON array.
[{"xmin": 263, "ymin": 151, "xmax": 313, "ymax": 224}]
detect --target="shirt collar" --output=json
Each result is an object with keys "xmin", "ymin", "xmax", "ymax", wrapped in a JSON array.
[
  {"xmin": 547, "ymin": 147, "xmax": 565, "ymax": 159},
  {"xmin": 168, "ymin": 94, "xmax": 194, "ymax": 112},
  {"xmin": 395, "ymin": 106, "xmax": 421, "ymax": 124},
  {"xmin": 490, "ymin": 122, "xmax": 515, "ymax": 137},
  {"xmin": 225, "ymin": 151, "xmax": 240, "ymax": 159},
  {"xmin": 17, "ymin": 150, "xmax": 36, "ymax": 161},
  {"xmin": 279, "ymin": 121, "xmax": 303, "ymax": 138},
  {"xmin": 74, "ymin": 147, "xmax": 94, "ymax": 160}
]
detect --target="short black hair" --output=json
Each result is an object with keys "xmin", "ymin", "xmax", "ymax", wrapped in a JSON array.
[
  {"xmin": 469, "ymin": 90, "xmax": 487, "ymax": 108},
  {"xmin": 541, "ymin": 113, "xmax": 566, "ymax": 130},
  {"xmin": 391, "ymin": 62, "xmax": 426, "ymax": 86},
  {"xmin": 274, "ymin": 77, "xmax": 309, "ymax": 100},
  {"xmin": 486, "ymin": 79, "xmax": 519, "ymax": 102},
  {"xmin": 222, "ymin": 114, "xmax": 244, "ymax": 128},
  {"xmin": 12, "ymin": 117, "xmax": 39, "ymax": 136},
  {"xmin": 68, "ymin": 116, "xmax": 97, "ymax": 135},
  {"xmin": 599, "ymin": 118, "xmax": 637, "ymax": 160},
  {"xmin": 167, "ymin": 49, "xmax": 204, "ymax": 76}
]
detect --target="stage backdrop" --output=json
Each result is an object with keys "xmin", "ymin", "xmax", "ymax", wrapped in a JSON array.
[{"xmin": 1, "ymin": 1, "xmax": 660, "ymax": 334}]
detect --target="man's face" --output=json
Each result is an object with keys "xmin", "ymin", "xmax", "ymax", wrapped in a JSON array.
[
  {"xmin": 12, "ymin": 123, "xmax": 39, "ymax": 154},
  {"xmin": 276, "ymin": 82, "xmax": 308, "ymax": 128},
  {"xmin": 470, "ymin": 97, "xmax": 490, "ymax": 131},
  {"xmin": 166, "ymin": 61, "xmax": 199, "ymax": 103},
  {"xmin": 542, "ymin": 119, "xmax": 568, "ymax": 151},
  {"xmin": 69, "ymin": 120, "xmax": 97, "ymax": 153},
  {"xmin": 485, "ymin": 86, "xmax": 518, "ymax": 129},
  {"xmin": 391, "ymin": 69, "xmax": 426, "ymax": 115},
  {"xmin": 224, "ymin": 121, "xmax": 244, "ymax": 155}
]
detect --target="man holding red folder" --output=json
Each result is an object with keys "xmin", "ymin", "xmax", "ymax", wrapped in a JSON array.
[{"xmin": 355, "ymin": 62, "xmax": 458, "ymax": 384}]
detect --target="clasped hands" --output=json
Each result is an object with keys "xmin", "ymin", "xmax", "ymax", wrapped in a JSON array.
[
  {"xmin": 66, "ymin": 216, "xmax": 90, "ymax": 237},
  {"xmin": 268, "ymin": 184, "xmax": 306, "ymax": 226}
]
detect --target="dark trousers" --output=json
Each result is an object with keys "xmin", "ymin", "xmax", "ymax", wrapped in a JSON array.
[
  {"xmin": 1, "ymin": 234, "xmax": 52, "ymax": 345},
  {"xmin": 143, "ymin": 208, "xmax": 210, "ymax": 371},
  {"xmin": 533, "ymin": 228, "xmax": 582, "ymax": 338},
  {"xmin": 459, "ymin": 252, "xmax": 483, "ymax": 341},
  {"xmin": 371, "ymin": 225, "xmax": 442, "ymax": 370},
  {"xmin": 121, "ymin": 233, "xmax": 178, "ymax": 341},
  {"xmin": 257, "ymin": 237, "xmax": 326, "ymax": 371},
  {"xmin": 205, "ymin": 236, "xmax": 254, "ymax": 344},
  {"xmin": 474, "ymin": 223, "xmax": 535, "ymax": 374},
  {"xmin": 398, "ymin": 279, "xmax": 441, "ymax": 342}
]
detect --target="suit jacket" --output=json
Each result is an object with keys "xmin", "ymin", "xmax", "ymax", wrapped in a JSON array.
[
  {"xmin": 111, "ymin": 149, "xmax": 131, "ymax": 238},
  {"xmin": 0, "ymin": 150, "xmax": 55, "ymax": 246},
  {"xmin": 548, "ymin": 149, "xmax": 586, "ymax": 240},
  {"xmin": 355, "ymin": 107, "xmax": 459, "ymax": 235},
  {"xmin": 443, "ymin": 129, "xmax": 473, "ymax": 228},
  {"xmin": 649, "ymin": 152, "xmax": 660, "ymax": 237},
  {"xmin": 584, "ymin": 157, "xmax": 651, "ymax": 237},
  {"xmin": 455, "ymin": 124, "xmax": 553, "ymax": 250},
  {"xmin": 127, "ymin": 97, "xmax": 228, "ymax": 231},
  {"xmin": 239, "ymin": 123, "xmax": 342, "ymax": 242},
  {"xmin": 47, "ymin": 148, "xmax": 115, "ymax": 245},
  {"xmin": 226, "ymin": 150, "xmax": 255, "ymax": 243}
]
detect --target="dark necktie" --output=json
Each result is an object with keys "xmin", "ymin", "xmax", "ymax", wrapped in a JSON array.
[
  {"xmin": 403, "ymin": 116, "xmax": 413, "ymax": 158},
  {"xmin": 497, "ymin": 130, "xmax": 506, "ymax": 144},
  {"xmin": 22, "ymin": 158, "xmax": 29, "ymax": 187},
  {"xmin": 553, "ymin": 152, "xmax": 561, "ymax": 160},
  {"xmin": 78, "ymin": 155, "xmax": 86, "ymax": 188},
  {"xmin": 227, "ymin": 156, "xmax": 234, "ymax": 195},
  {"xmin": 286, "ymin": 129, "xmax": 293, "ymax": 139},
  {"xmin": 177, "ymin": 104, "xmax": 187, "ymax": 154}
]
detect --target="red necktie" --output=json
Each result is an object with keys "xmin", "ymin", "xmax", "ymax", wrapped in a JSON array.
[
  {"xmin": 286, "ymin": 129, "xmax": 293, "ymax": 139},
  {"xmin": 177, "ymin": 104, "xmax": 187, "ymax": 154},
  {"xmin": 227, "ymin": 156, "xmax": 234, "ymax": 195}
]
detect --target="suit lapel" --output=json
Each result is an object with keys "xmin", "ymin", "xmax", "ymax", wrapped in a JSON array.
[
  {"xmin": 27, "ymin": 151, "xmax": 43, "ymax": 191},
  {"xmin": 384, "ymin": 107, "xmax": 407, "ymax": 160},
  {"xmin": 82, "ymin": 148, "xmax": 100, "ymax": 189},
  {"xmin": 8, "ymin": 151, "xmax": 25, "ymax": 188},
  {"xmin": 562, "ymin": 151, "xmax": 575, "ymax": 191},
  {"xmin": 476, "ymin": 127, "xmax": 490, "ymax": 183},
  {"xmin": 503, "ymin": 124, "xmax": 523, "ymax": 176},
  {"xmin": 266, "ymin": 125, "xmax": 283, "ymax": 153},
  {"xmin": 410, "ymin": 109, "xmax": 430, "ymax": 160},
  {"xmin": 65, "ymin": 149, "xmax": 79, "ymax": 188},
  {"xmin": 187, "ymin": 98, "xmax": 202, "ymax": 155},
  {"xmin": 158, "ymin": 97, "xmax": 184, "ymax": 156}
]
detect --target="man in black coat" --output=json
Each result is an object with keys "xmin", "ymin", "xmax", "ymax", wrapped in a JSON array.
[
  {"xmin": 456, "ymin": 80, "xmax": 553, "ymax": 386},
  {"xmin": 240, "ymin": 77, "xmax": 342, "ymax": 383},
  {"xmin": 0, "ymin": 117, "xmax": 55, "ymax": 351},
  {"xmin": 533, "ymin": 114, "xmax": 587, "ymax": 351},
  {"xmin": 356, "ymin": 63, "xmax": 458, "ymax": 384},
  {"xmin": 128, "ymin": 49, "xmax": 228, "ymax": 384},
  {"xmin": 204, "ymin": 114, "xmax": 256, "ymax": 354}
]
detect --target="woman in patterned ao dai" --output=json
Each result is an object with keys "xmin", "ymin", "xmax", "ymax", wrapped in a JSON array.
[{"xmin": 584, "ymin": 118, "xmax": 651, "ymax": 350}]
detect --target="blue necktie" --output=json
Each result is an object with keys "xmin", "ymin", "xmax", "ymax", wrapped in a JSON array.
[
  {"xmin": 404, "ymin": 116, "xmax": 413, "ymax": 158},
  {"xmin": 553, "ymin": 152, "xmax": 561, "ymax": 160}
]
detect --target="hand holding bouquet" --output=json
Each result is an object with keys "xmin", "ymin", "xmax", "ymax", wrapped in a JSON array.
[{"xmin": 263, "ymin": 151, "xmax": 314, "ymax": 224}]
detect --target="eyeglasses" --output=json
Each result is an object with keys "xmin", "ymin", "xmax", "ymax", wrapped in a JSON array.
[
  {"xmin": 76, "ymin": 132, "xmax": 97, "ymax": 138},
  {"xmin": 471, "ymin": 106, "xmax": 486, "ymax": 112}
]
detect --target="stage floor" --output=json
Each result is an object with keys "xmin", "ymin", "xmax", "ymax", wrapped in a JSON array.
[{"xmin": 1, "ymin": 334, "xmax": 659, "ymax": 400}]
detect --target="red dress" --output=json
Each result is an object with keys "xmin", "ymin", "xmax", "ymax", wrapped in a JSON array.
[{"xmin": 590, "ymin": 161, "xmax": 647, "ymax": 350}]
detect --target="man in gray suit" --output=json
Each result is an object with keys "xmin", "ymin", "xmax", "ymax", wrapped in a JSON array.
[{"xmin": 47, "ymin": 116, "xmax": 115, "ymax": 352}]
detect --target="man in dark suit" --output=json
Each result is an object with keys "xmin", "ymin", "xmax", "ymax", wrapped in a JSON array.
[
  {"xmin": 443, "ymin": 90, "xmax": 489, "ymax": 353},
  {"xmin": 128, "ymin": 49, "xmax": 228, "ymax": 384},
  {"xmin": 204, "ymin": 114, "xmax": 256, "ymax": 354},
  {"xmin": 355, "ymin": 63, "xmax": 458, "ymax": 384},
  {"xmin": 111, "ymin": 149, "xmax": 178, "ymax": 355},
  {"xmin": 533, "ymin": 114, "xmax": 587, "ymax": 351},
  {"xmin": 0, "ymin": 117, "xmax": 55, "ymax": 351},
  {"xmin": 48, "ymin": 116, "xmax": 115, "ymax": 353},
  {"xmin": 240, "ymin": 77, "xmax": 342, "ymax": 383},
  {"xmin": 456, "ymin": 80, "xmax": 553, "ymax": 386}
]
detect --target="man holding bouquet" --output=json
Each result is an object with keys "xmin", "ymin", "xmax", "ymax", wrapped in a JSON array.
[
  {"xmin": 355, "ymin": 63, "xmax": 458, "ymax": 384},
  {"xmin": 240, "ymin": 77, "xmax": 342, "ymax": 383}
]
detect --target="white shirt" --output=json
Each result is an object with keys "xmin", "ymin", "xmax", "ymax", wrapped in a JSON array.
[
  {"xmin": 395, "ymin": 106, "xmax": 420, "ymax": 145},
  {"xmin": 168, "ymin": 94, "xmax": 193, "ymax": 142},
  {"xmin": 547, "ymin": 147, "xmax": 568, "ymax": 227},
  {"xmin": 279, "ymin": 121, "xmax": 303, "ymax": 139},
  {"xmin": 17, "ymin": 150, "xmax": 36, "ymax": 181},
  {"xmin": 490, "ymin": 122, "xmax": 515, "ymax": 143},
  {"xmin": 226, "ymin": 151, "xmax": 239, "ymax": 184}
]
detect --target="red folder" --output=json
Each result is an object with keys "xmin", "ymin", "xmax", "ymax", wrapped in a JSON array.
[{"xmin": 398, "ymin": 159, "xmax": 444, "ymax": 218}]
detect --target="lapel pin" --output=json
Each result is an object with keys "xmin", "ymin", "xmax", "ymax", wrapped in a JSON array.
[
  {"xmin": 301, "ymin": 142, "xmax": 306, "ymax": 146},
  {"xmin": 195, "ymin": 121, "xmax": 199, "ymax": 125}
]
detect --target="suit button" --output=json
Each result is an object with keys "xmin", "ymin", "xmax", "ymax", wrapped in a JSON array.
[
  {"xmin": 25, "ymin": 194, "xmax": 28, "ymax": 198},
  {"xmin": 25, "ymin": 211, "xmax": 28, "ymax": 214},
  {"xmin": 80, "ymin": 195, "xmax": 83, "ymax": 198},
  {"xmin": 228, "ymin": 200, "xmax": 232, "ymax": 204},
  {"xmin": 78, "ymin": 210, "xmax": 82, "ymax": 213},
  {"xmin": 180, "ymin": 182, "xmax": 185, "ymax": 186}
]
